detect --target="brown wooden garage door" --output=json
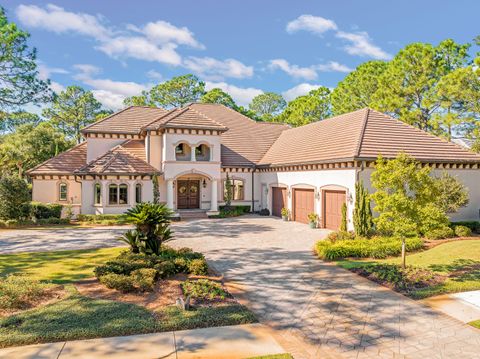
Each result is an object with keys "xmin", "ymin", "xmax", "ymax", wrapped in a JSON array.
[
  {"xmin": 323, "ymin": 190, "xmax": 346, "ymax": 230},
  {"xmin": 293, "ymin": 189, "xmax": 315, "ymax": 224},
  {"xmin": 272, "ymin": 187, "xmax": 287, "ymax": 217}
]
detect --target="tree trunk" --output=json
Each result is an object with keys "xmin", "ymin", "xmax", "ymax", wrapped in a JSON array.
[{"xmin": 401, "ymin": 238, "xmax": 406, "ymax": 269}]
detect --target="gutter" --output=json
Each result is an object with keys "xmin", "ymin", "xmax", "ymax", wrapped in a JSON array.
[{"xmin": 251, "ymin": 166, "xmax": 256, "ymax": 213}]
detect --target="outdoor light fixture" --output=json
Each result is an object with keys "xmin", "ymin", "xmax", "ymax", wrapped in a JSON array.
[{"xmin": 202, "ymin": 179, "xmax": 207, "ymax": 188}]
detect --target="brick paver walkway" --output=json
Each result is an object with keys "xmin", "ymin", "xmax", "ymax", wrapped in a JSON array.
[{"xmin": 172, "ymin": 215, "xmax": 480, "ymax": 359}]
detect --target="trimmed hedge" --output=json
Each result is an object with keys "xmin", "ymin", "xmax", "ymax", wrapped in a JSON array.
[
  {"xmin": 30, "ymin": 202, "xmax": 63, "ymax": 219},
  {"xmin": 450, "ymin": 221, "xmax": 480, "ymax": 234},
  {"xmin": 454, "ymin": 225, "xmax": 472, "ymax": 237},
  {"xmin": 315, "ymin": 236, "xmax": 424, "ymax": 260},
  {"xmin": 424, "ymin": 226, "xmax": 455, "ymax": 240},
  {"xmin": 77, "ymin": 214, "xmax": 130, "ymax": 225}
]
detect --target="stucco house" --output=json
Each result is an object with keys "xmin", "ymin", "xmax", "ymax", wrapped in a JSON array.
[{"xmin": 27, "ymin": 104, "xmax": 480, "ymax": 230}]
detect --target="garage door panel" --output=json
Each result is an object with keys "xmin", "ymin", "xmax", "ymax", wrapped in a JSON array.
[
  {"xmin": 293, "ymin": 189, "xmax": 314, "ymax": 224},
  {"xmin": 323, "ymin": 190, "xmax": 346, "ymax": 230},
  {"xmin": 272, "ymin": 187, "xmax": 287, "ymax": 217}
]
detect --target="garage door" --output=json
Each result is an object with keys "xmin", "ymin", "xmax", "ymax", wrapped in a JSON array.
[
  {"xmin": 272, "ymin": 187, "xmax": 287, "ymax": 217},
  {"xmin": 323, "ymin": 190, "xmax": 346, "ymax": 230},
  {"xmin": 293, "ymin": 189, "xmax": 315, "ymax": 224}
]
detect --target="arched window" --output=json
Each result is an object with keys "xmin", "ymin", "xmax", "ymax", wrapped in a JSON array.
[
  {"xmin": 59, "ymin": 183, "xmax": 68, "ymax": 201},
  {"xmin": 94, "ymin": 183, "xmax": 101, "ymax": 205},
  {"xmin": 135, "ymin": 183, "xmax": 142, "ymax": 203},
  {"xmin": 175, "ymin": 143, "xmax": 191, "ymax": 161},
  {"xmin": 195, "ymin": 144, "xmax": 211, "ymax": 161},
  {"xmin": 108, "ymin": 184, "xmax": 129, "ymax": 205}
]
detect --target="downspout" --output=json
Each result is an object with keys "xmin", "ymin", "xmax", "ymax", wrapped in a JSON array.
[
  {"xmin": 145, "ymin": 131, "xmax": 151, "ymax": 164},
  {"xmin": 251, "ymin": 166, "xmax": 256, "ymax": 213}
]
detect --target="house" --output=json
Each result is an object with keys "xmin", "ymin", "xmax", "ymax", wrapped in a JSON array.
[{"xmin": 27, "ymin": 105, "xmax": 480, "ymax": 230}]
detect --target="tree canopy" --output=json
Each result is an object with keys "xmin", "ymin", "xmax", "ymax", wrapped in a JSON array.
[
  {"xmin": 201, "ymin": 88, "xmax": 237, "ymax": 109},
  {"xmin": 277, "ymin": 87, "xmax": 331, "ymax": 126},
  {"xmin": 42, "ymin": 86, "xmax": 106, "ymax": 144},
  {"xmin": 249, "ymin": 92, "xmax": 286, "ymax": 121}
]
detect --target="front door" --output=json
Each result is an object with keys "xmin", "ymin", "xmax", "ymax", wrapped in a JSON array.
[{"xmin": 177, "ymin": 180, "xmax": 200, "ymax": 209}]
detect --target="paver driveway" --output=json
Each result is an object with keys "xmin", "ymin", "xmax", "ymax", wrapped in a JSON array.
[{"xmin": 171, "ymin": 215, "xmax": 480, "ymax": 359}]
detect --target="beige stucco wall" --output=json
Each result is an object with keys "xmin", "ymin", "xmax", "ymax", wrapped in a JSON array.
[
  {"xmin": 358, "ymin": 167, "xmax": 480, "ymax": 222},
  {"xmin": 86, "ymin": 138, "xmax": 125, "ymax": 162},
  {"xmin": 148, "ymin": 134, "xmax": 162, "ymax": 170},
  {"xmin": 32, "ymin": 179, "xmax": 82, "ymax": 216},
  {"xmin": 220, "ymin": 171, "xmax": 260, "ymax": 211},
  {"xmin": 259, "ymin": 169, "xmax": 357, "ymax": 230}
]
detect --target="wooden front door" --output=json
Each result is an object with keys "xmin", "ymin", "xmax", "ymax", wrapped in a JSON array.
[
  {"xmin": 177, "ymin": 180, "xmax": 200, "ymax": 209},
  {"xmin": 272, "ymin": 187, "xmax": 287, "ymax": 217},
  {"xmin": 293, "ymin": 189, "xmax": 315, "ymax": 224},
  {"xmin": 323, "ymin": 190, "xmax": 346, "ymax": 230}
]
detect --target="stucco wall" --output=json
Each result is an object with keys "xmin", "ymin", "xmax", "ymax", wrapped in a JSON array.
[
  {"xmin": 259, "ymin": 170, "xmax": 357, "ymax": 230},
  {"xmin": 86, "ymin": 138, "xmax": 125, "ymax": 162},
  {"xmin": 220, "ymin": 171, "xmax": 261, "ymax": 211},
  {"xmin": 358, "ymin": 167, "xmax": 480, "ymax": 222},
  {"xmin": 32, "ymin": 179, "xmax": 82, "ymax": 216},
  {"xmin": 148, "ymin": 134, "xmax": 162, "ymax": 170}
]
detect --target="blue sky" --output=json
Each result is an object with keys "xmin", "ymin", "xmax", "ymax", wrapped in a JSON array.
[{"xmin": 4, "ymin": 1, "xmax": 480, "ymax": 110}]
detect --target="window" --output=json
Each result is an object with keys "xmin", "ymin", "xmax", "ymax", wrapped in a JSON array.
[
  {"xmin": 195, "ymin": 144, "xmax": 210, "ymax": 161},
  {"xmin": 108, "ymin": 184, "xmax": 129, "ymax": 205},
  {"xmin": 119, "ymin": 184, "xmax": 128, "ymax": 204},
  {"xmin": 175, "ymin": 143, "xmax": 185, "ymax": 155},
  {"xmin": 175, "ymin": 143, "xmax": 191, "ymax": 161},
  {"xmin": 109, "ymin": 185, "xmax": 118, "ymax": 205},
  {"xmin": 59, "ymin": 183, "xmax": 68, "ymax": 201},
  {"xmin": 135, "ymin": 184, "xmax": 142, "ymax": 203},
  {"xmin": 224, "ymin": 179, "xmax": 244, "ymax": 201},
  {"xmin": 94, "ymin": 183, "xmax": 101, "ymax": 205}
]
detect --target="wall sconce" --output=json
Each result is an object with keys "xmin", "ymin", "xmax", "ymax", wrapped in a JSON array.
[
  {"xmin": 315, "ymin": 191, "xmax": 321, "ymax": 200},
  {"xmin": 202, "ymin": 179, "xmax": 207, "ymax": 188},
  {"xmin": 287, "ymin": 189, "xmax": 291, "ymax": 198}
]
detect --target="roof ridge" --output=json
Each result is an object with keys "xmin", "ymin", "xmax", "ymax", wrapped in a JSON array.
[
  {"xmin": 141, "ymin": 108, "xmax": 178, "ymax": 131},
  {"xmin": 81, "ymin": 106, "xmax": 133, "ymax": 133},
  {"xmin": 354, "ymin": 108, "xmax": 370, "ymax": 158}
]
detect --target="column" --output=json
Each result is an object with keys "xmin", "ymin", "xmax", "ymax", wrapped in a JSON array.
[
  {"xmin": 191, "ymin": 145, "xmax": 196, "ymax": 161},
  {"xmin": 210, "ymin": 179, "xmax": 218, "ymax": 212},
  {"xmin": 166, "ymin": 179, "xmax": 174, "ymax": 209}
]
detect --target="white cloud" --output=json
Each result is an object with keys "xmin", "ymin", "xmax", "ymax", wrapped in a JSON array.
[
  {"xmin": 184, "ymin": 57, "xmax": 254, "ymax": 80},
  {"xmin": 146, "ymin": 70, "xmax": 163, "ymax": 81},
  {"xmin": 37, "ymin": 63, "xmax": 68, "ymax": 93},
  {"xmin": 336, "ymin": 31, "xmax": 391, "ymax": 60},
  {"xmin": 73, "ymin": 64, "xmax": 148, "ymax": 110},
  {"xmin": 282, "ymin": 83, "xmax": 320, "ymax": 101},
  {"xmin": 16, "ymin": 4, "xmax": 111, "ymax": 41},
  {"xmin": 316, "ymin": 61, "xmax": 352, "ymax": 73},
  {"xmin": 205, "ymin": 82, "xmax": 262, "ymax": 107},
  {"xmin": 135, "ymin": 21, "xmax": 204, "ymax": 49},
  {"xmin": 96, "ymin": 36, "xmax": 182, "ymax": 66},
  {"xmin": 268, "ymin": 59, "xmax": 317, "ymax": 80},
  {"xmin": 286, "ymin": 15, "xmax": 337, "ymax": 35}
]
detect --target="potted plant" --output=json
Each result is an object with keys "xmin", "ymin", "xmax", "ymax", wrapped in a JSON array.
[
  {"xmin": 281, "ymin": 207, "xmax": 289, "ymax": 221},
  {"xmin": 307, "ymin": 213, "xmax": 318, "ymax": 229}
]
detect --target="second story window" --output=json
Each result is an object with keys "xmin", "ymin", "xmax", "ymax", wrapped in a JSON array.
[
  {"xmin": 196, "ymin": 144, "xmax": 211, "ymax": 161},
  {"xmin": 175, "ymin": 143, "xmax": 191, "ymax": 161}
]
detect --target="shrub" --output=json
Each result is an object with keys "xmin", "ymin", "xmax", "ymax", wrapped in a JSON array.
[
  {"xmin": 30, "ymin": 202, "xmax": 63, "ymax": 219},
  {"xmin": 454, "ymin": 225, "xmax": 472, "ymax": 237},
  {"xmin": 99, "ymin": 273, "xmax": 136, "ymax": 292},
  {"xmin": 188, "ymin": 258, "xmax": 209, "ymax": 275},
  {"xmin": 130, "ymin": 268, "xmax": 157, "ymax": 291},
  {"xmin": 281, "ymin": 207, "xmax": 289, "ymax": 217},
  {"xmin": 77, "ymin": 214, "xmax": 129, "ymax": 224},
  {"xmin": 258, "ymin": 208, "xmax": 270, "ymax": 216},
  {"xmin": 315, "ymin": 236, "xmax": 423, "ymax": 260},
  {"xmin": 424, "ymin": 226, "xmax": 455, "ymax": 240},
  {"xmin": 450, "ymin": 221, "xmax": 480, "ymax": 233},
  {"xmin": 181, "ymin": 279, "xmax": 228, "ymax": 300},
  {"xmin": 217, "ymin": 205, "xmax": 250, "ymax": 218},
  {"xmin": 327, "ymin": 231, "xmax": 355, "ymax": 242},
  {"xmin": 0, "ymin": 175, "xmax": 30, "ymax": 220},
  {"xmin": 0, "ymin": 275, "xmax": 56, "ymax": 310},
  {"xmin": 154, "ymin": 260, "xmax": 176, "ymax": 278},
  {"xmin": 173, "ymin": 257, "xmax": 188, "ymax": 273},
  {"xmin": 352, "ymin": 264, "xmax": 444, "ymax": 294},
  {"xmin": 353, "ymin": 181, "xmax": 374, "ymax": 237},
  {"xmin": 37, "ymin": 217, "xmax": 70, "ymax": 225},
  {"xmin": 340, "ymin": 203, "xmax": 348, "ymax": 232}
]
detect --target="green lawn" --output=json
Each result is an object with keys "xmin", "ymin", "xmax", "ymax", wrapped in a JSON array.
[
  {"xmin": 469, "ymin": 320, "xmax": 480, "ymax": 329},
  {"xmin": 338, "ymin": 240, "xmax": 480, "ymax": 299},
  {"xmin": 0, "ymin": 247, "xmax": 124, "ymax": 283}
]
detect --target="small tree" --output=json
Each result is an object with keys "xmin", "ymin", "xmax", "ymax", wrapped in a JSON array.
[
  {"xmin": 353, "ymin": 181, "xmax": 374, "ymax": 237},
  {"xmin": 224, "ymin": 173, "xmax": 233, "ymax": 208},
  {"xmin": 340, "ymin": 203, "xmax": 348, "ymax": 232},
  {"xmin": 152, "ymin": 174, "xmax": 160, "ymax": 204},
  {"xmin": 0, "ymin": 175, "xmax": 30, "ymax": 219},
  {"xmin": 434, "ymin": 171, "xmax": 469, "ymax": 213}
]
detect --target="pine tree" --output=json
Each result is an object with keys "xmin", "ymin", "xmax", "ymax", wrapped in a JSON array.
[
  {"xmin": 340, "ymin": 203, "xmax": 348, "ymax": 232},
  {"xmin": 353, "ymin": 181, "xmax": 374, "ymax": 237}
]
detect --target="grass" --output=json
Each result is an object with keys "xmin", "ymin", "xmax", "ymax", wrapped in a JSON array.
[
  {"xmin": 469, "ymin": 320, "xmax": 480, "ymax": 329},
  {"xmin": 337, "ymin": 240, "xmax": 480, "ymax": 299},
  {"xmin": 0, "ymin": 247, "xmax": 124, "ymax": 284}
]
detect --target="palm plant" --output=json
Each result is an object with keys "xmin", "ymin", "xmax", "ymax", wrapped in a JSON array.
[
  {"xmin": 125, "ymin": 203, "xmax": 174, "ymax": 255},
  {"xmin": 117, "ymin": 229, "xmax": 142, "ymax": 253}
]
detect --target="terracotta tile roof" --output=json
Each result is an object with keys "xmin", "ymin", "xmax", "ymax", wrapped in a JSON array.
[
  {"xmin": 189, "ymin": 103, "xmax": 289, "ymax": 167},
  {"xmin": 145, "ymin": 107, "xmax": 227, "ymax": 131},
  {"xmin": 27, "ymin": 142, "xmax": 88, "ymax": 175},
  {"xmin": 260, "ymin": 108, "xmax": 480, "ymax": 166},
  {"xmin": 75, "ymin": 140, "xmax": 157, "ymax": 175},
  {"xmin": 82, "ymin": 106, "xmax": 169, "ymax": 134},
  {"xmin": 120, "ymin": 139, "xmax": 146, "ymax": 161}
]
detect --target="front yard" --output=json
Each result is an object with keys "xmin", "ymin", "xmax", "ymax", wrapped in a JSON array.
[{"xmin": 337, "ymin": 239, "xmax": 480, "ymax": 299}]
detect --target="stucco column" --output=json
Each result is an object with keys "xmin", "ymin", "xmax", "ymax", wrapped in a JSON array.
[
  {"xmin": 210, "ymin": 179, "xmax": 218, "ymax": 212},
  {"xmin": 191, "ymin": 145, "xmax": 196, "ymax": 161},
  {"xmin": 166, "ymin": 179, "xmax": 174, "ymax": 209},
  {"xmin": 128, "ymin": 181, "xmax": 136, "ymax": 205}
]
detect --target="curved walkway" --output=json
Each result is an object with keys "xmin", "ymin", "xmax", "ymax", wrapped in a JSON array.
[{"xmin": 171, "ymin": 216, "xmax": 480, "ymax": 359}]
